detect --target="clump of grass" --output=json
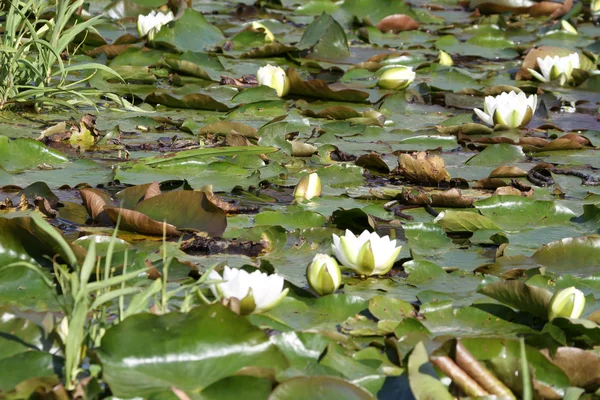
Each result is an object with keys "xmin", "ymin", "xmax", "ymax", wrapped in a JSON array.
[
  {"xmin": 0, "ymin": 214, "xmax": 214, "ymax": 391},
  {"xmin": 0, "ymin": 0, "xmax": 130, "ymax": 110}
]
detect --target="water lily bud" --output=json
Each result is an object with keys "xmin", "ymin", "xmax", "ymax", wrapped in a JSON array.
[
  {"xmin": 377, "ymin": 66, "xmax": 416, "ymax": 90},
  {"xmin": 527, "ymin": 53, "xmax": 579, "ymax": 85},
  {"xmin": 294, "ymin": 172, "xmax": 322, "ymax": 200},
  {"xmin": 57, "ymin": 317, "xmax": 69, "ymax": 345},
  {"xmin": 137, "ymin": 10, "xmax": 174, "ymax": 39},
  {"xmin": 560, "ymin": 20, "xmax": 578, "ymax": 34},
  {"xmin": 438, "ymin": 50, "xmax": 453, "ymax": 66},
  {"xmin": 548, "ymin": 286, "xmax": 585, "ymax": 321},
  {"xmin": 208, "ymin": 266, "xmax": 289, "ymax": 315},
  {"xmin": 307, "ymin": 254, "xmax": 342, "ymax": 296},
  {"xmin": 251, "ymin": 21, "xmax": 275, "ymax": 42},
  {"xmin": 473, "ymin": 91, "xmax": 537, "ymax": 129},
  {"xmin": 331, "ymin": 230, "xmax": 402, "ymax": 276},
  {"xmin": 256, "ymin": 64, "xmax": 290, "ymax": 97}
]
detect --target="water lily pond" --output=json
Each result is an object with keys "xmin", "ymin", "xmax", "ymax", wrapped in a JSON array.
[{"xmin": 1, "ymin": 0, "xmax": 600, "ymax": 398}]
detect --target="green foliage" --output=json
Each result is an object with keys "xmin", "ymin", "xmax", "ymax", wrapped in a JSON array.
[{"xmin": 0, "ymin": 0, "xmax": 121, "ymax": 109}]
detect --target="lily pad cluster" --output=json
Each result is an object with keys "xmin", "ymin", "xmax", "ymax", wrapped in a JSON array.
[{"xmin": 0, "ymin": 0, "xmax": 599, "ymax": 397}]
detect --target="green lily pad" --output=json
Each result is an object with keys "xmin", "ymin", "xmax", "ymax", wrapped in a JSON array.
[
  {"xmin": 98, "ymin": 304, "xmax": 288, "ymax": 398},
  {"xmin": 153, "ymin": 9, "xmax": 225, "ymax": 52}
]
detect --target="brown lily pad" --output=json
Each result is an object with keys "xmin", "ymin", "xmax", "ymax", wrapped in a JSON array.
[
  {"xmin": 104, "ymin": 207, "xmax": 181, "ymax": 236},
  {"xmin": 80, "ymin": 188, "xmax": 114, "ymax": 225},
  {"xmin": 376, "ymin": 14, "xmax": 419, "ymax": 32},
  {"xmin": 397, "ymin": 151, "xmax": 451, "ymax": 185}
]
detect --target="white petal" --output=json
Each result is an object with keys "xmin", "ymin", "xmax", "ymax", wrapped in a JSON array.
[{"xmin": 474, "ymin": 108, "xmax": 493, "ymax": 126}]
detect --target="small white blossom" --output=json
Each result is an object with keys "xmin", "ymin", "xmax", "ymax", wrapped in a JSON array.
[
  {"xmin": 257, "ymin": 64, "xmax": 290, "ymax": 97},
  {"xmin": 473, "ymin": 91, "xmax": 537, "ymax": 129},
  {"xmin": 209, "ymin": 267, "xmax": 288, "ymax": 314},
  {"xmin": 528, "ymin": 53, "xmax": 579, "ymax": 84},
  {"xmin": 137, "ymin": 10, "xmax": 174, "ymax": 38},
  {"xmin": 332, "ymin": 230, "xmax": 402, "ymax": 276}
]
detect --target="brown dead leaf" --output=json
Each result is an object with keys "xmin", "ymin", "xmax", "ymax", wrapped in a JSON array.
[
  {"xmin": 356, "ymin": 152, "xmax": 390, "ymax": 174},
  {"xmin": 547, "ymin": 347, "xmax": 600, "ymax": 391},
  {"xmin": 104, "ymin": 207, "xmax": 181, "ymax": 236},
  {"xmin": 226, "ymin": 131, "xmax": 253, "ymax": 147},
  {"xmin": 529, "ymin": 0, "xmax": 572, "ymax": 18},
  {"xmin": 397, "ymin": 151, "xmax": 451, "ymax": 185},
  {"xmin": 489, "ymin": 165, "xmax": 528, "ymax": 178},
  {"xmin": 473, "ymin": 178, "xmax": 509, "ymax": 189},
  {"xmin": 494, "ymin": 186, "xmax": 531, "ymax": 197},
  {"xmin": 376, "ymin": 14, "xmax": 420, "ymax": 32},
  {"xmin": 431, "ymin": 188, "xmax": 474, "ymax": 207},
  {"xmin": 80, "ymin": 188, "xmax": 113, "ymax": 224},
  {"xmin": 143, "ymin": 181, "xmax": 161, "ymax": 201},
  {"xmin": 561, "ymin": 133, "xmax": 591, "ymax": 146}
]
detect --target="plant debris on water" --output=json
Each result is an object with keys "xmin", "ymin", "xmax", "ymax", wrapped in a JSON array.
[{"xmin": 0, "ymin": 0, "xmax": 599, "ymax": 398}]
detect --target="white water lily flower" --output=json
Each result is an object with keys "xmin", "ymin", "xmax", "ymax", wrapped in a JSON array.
[
  {"xmin": 294, "ymin": 172, "xmax": 322, "ymax": 200},
  {"xmin": 332, "ymin": 230, "xmax": 402, "ymax": 276},
  {"xmin": 209, "ymin": 266, "xmax": 288, "ymax": 314},
  {"xmin": 306, "ymin": 254, "xmax": 342, "ymax": 296},
  {"xmin": 548, "ymin": 286, "xmax": 585, "ymax": 321},
  {"xmin": 137, "ymin": 10, "xmax": 174, "ymax": 38},
  {"xmin": 473, "ymin": 91, "xmax": 537, "ymax": 129},
  {"xmin": 257, "ymin": 64, "xmax": 290, "ymax": 97},
  {"xmin": 378, "ymin": 66, "xmax": 416, "ymax": 90},
  {"xmin": 593, "ymin": 0, "xmax": 600, "ymax": 15},
  {"xmin": 528, "ymin": 53, "xmax": 579, "ymax": 84}
]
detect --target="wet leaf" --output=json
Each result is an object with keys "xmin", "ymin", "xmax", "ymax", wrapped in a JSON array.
[
  {"xmin": 269, "ymin": 376, "xmax": 375, "ymax": 400},
  {"xmin": 287, "ymin": 68, "xmax": 369, "ymax": 103},
  {"xmin": 153, "ymin": 9, "xmax": 225, "ymax": 52},
  {"xmin": 478, "ymin": 280, "xmax": 553, "ymax": 319},
  {"xmin": 99, "ymin": 304, "xmax": 287, "ymax": 397},
  {"xmin": 297, "ymin": 13, "xmax": 350, "ymax": 61}
]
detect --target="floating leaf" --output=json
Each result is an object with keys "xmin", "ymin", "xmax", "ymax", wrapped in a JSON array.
[
  {"xmin": 98, "ymin": 304, "xmax": 288, "ymax": 398},
  {"xmin": 287, "ymin": 68, "xmax": 369, "ymax": 103},
  {"xmin": 153, "ymin": 9, "xmax": 225, "ymax": 52},
  {"xmin": 297, "ymin": 13, "xmax": 350, "ymax": 61}
]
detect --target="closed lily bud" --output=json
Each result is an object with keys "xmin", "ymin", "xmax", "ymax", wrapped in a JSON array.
[
  {"xmin": 438, "ymin": 50, "xmax": 453, "ymax": 66},
  {"xmin": 256, "ymin": 64, "xmax": 290, "ymax": 97},
  {"xmin": 548, "ymin": 286, "xmax": 585, "ymax": 321},
  {"xmin": 294, "ymin": 172, "xmax": 322, "ymax": 200},
  {"xmin": 57, "ymin": 317, "xmax": 69, "ymax": 345},
  {"xmin": 307, "ymin": 254, "xmax": 342, "ymax": 296},
  {"xmin": 377, "ymin": 66, "xmax": 416, "ymax": 90},
  {"xmin": 473, "ymin": 91, "xmax": 537, "ymax": 129},
  {"xmin": 560, "ymin": 20, "xmax": 578, "ymax": 34},
  {"xmin": 251, "ymin": 21, "xmax": 275, "ymax": 42}
]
